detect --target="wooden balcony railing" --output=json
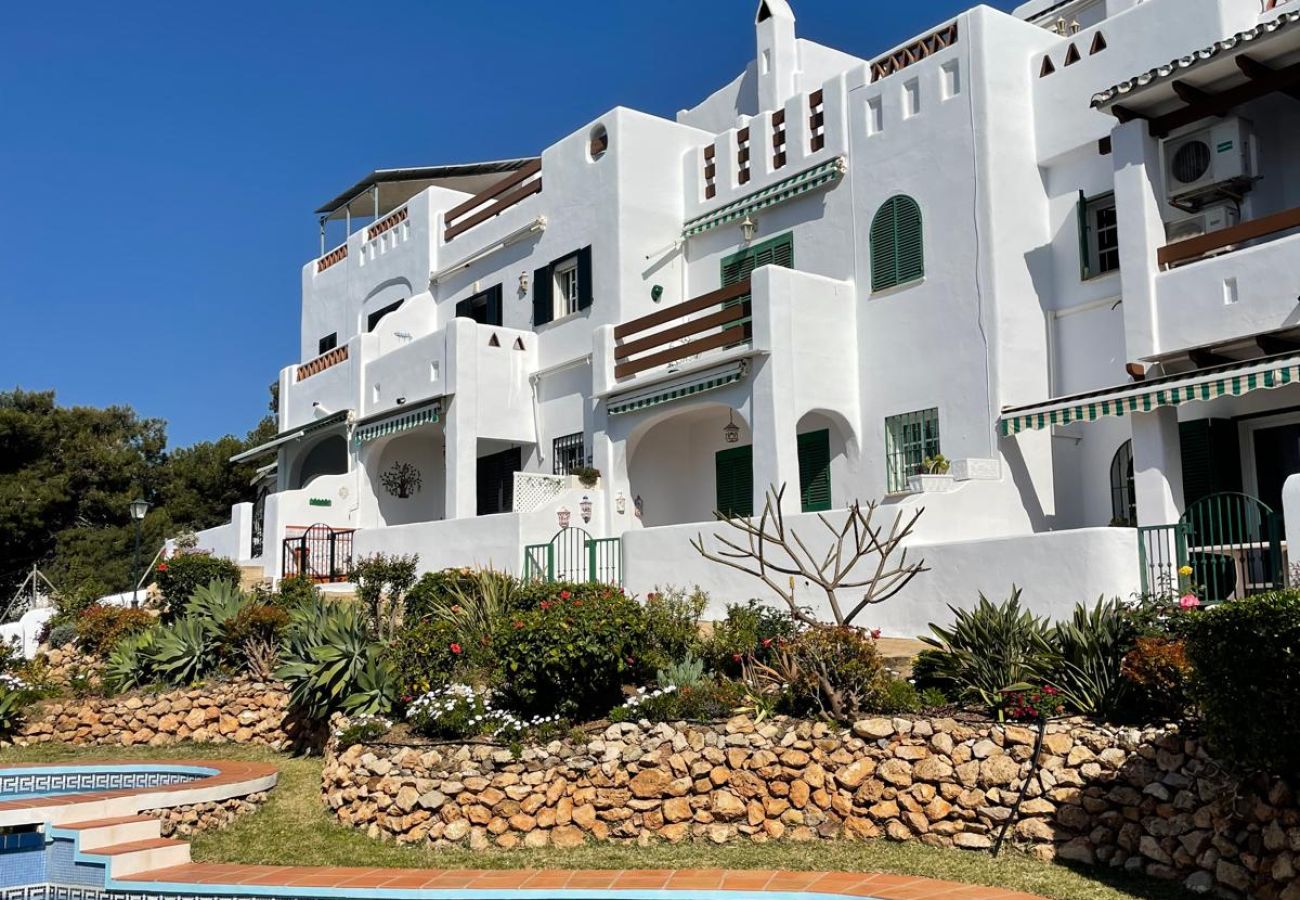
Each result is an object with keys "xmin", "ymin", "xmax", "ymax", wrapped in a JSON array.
[
  {"xmin": 316, "ymin": 243, "xmax": 348, "ymax": 273},
  {"xmin": 1158, "ymin": 205, "xmax": 1300, "ymax": 268},
  {"xmin": 443, "ymin": 159, "xmax": 542, "ymax": 242},
  {"xmin": 613, "ymin": 279, "xmax": 752, "ymax": 380},
  {"xmin": 296, "ymin": 344, "xmax": 349, "ymax": 382}
]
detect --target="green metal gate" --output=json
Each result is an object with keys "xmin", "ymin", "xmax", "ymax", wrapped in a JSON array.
[
  {"xmin": 1181, "ymin": 492, "xmax": 1284, "ymax": 602},
  {"xmin": 523, "ymin": 527, "xmax": 622, "ymax": 585},
  {"xmin": 1137, "ymin": 523, "xmax": 1190, "ymax": 597}
]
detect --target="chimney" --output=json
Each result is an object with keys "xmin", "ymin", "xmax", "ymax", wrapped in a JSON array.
[{"xmin": 756, "ymin": 0, "xmax": 798, "ymax": 113}]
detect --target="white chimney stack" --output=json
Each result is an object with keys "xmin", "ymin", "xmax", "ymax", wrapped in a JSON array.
[{"xmin": 756, "ymin": 0, "xmax": 798, "ymax": 113}]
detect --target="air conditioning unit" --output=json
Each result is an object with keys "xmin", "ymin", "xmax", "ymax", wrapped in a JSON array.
[
  {"xmin": 1163, "ymin": 119, "xmax": 1254, "ymax": 204},
  {"xmin": 1164, "ymin": 203, "xmax": 1241, "ymax": 245}
]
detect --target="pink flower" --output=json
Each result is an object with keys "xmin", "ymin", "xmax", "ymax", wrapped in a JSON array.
[
  {"xmin": 870, "ymin": 628, "xmax": 882, "ymax": 640},
  {"xmin": 1179, "ymin": 594, "xmax": 1200, "ymax": 609},
  {"xmin": 450, "ymin": 643, "xmax": 462, "ymax": 655}
]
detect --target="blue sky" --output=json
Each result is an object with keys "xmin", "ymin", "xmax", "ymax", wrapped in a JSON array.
[{"xmin": 0, "ymin": 0, "xmax": 1019, "ymax": 448}]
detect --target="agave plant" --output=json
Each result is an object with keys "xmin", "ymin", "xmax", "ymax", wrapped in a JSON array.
[
  {"xmin": 918, "ymin": 588, "xmax": 1057, "ymax": 714},
  {"xmin": 1050, "ymin": 596, "xmax": 1135, "ymax": 717},
  {"xmin": 657, "ymin": 653, "xmax": 708, "ymax": 690},
  {"xmin": 277, "ymin": 599, "xmax": 395, "ymax": 720},
  {"xmin": 149, "ymin": 617, "xmax": 218, "ymax": 686},
  {"xmin": 188, "ymin": 580, "xmax": 252, "ymax": 630},
  {"xmin": 103, "ymin": 628, "xmax": 159, "ymax": 694}
]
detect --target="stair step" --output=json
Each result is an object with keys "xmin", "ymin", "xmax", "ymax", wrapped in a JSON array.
[
  {"xmin": 83, "ymin": 837, "xmax": 190, "ymax": 877},
  {"xmin": 57, "ymin": 815, "xmax": 160, "ymax": 850}
]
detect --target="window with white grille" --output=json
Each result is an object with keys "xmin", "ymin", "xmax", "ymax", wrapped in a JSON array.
[{"xmin": 553, "ymin": 258, "xmax": 580, "ymax": 320}]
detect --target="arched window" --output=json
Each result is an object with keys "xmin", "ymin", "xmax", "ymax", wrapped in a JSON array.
[
  {"xmin": 870, "ymin": 195, "xmax": 924, "ymax": 292},
  {"xmin": 1110, "ymin": 440, "xmax": 1135, "ymax": 526}
]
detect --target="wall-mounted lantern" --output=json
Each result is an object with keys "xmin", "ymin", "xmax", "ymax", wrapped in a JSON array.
[
  {"xmin": 740, "ymin": 215, "xmax": 757, "ymax": 243},
  {"xmin": 723, "ymin": 411, "xmax": 741, "ymax": 444},
  {"xmin": 615, "ymin": 492, "xmax": 627, "ymax": 515},
  {"xmin": 557, "ymin": 506, "xmax": 571, "ymax": 529},
  {"xmin": 580, "ymin": 495, "xmax": 593, "ymax": 524},
  {"xmin": 518, "ymin": 271, "xmax": 531, "ymax": 295}
]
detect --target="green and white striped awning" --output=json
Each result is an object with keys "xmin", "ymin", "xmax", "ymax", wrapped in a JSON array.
[
  {"xmin": 229, "ymin": 410, "xmax": 351, "ymax": 463},
  {"xmin": 1000, "ymin": 354, "xmax": 1300, "ymax": 435},
  {"xmin": 353, "ymin": 400, "xmax": 441, "ymax": 445},
  {"xmin": 607, "ymin": 361, "xmax": 748, "ymax": 416},
  {"xmin": 683, "ymin": 157, "xmax": 846, "ymax": 239}
]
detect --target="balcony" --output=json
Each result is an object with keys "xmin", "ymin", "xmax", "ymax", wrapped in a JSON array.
[
  {"xmin": 1155, "ymin": 219, "xmax": 1300, "ymax": 355},
  {"xmin": 611, "ymin": 279, "xmax": 752, "ymax": 381}
]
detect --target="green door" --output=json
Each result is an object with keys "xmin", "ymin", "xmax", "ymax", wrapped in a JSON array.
[
  {"xmin": 798, "ymin": 429, "xmax": 832, "ymax": 512},
  {"xmin": 720, "ymin": 233, "xmax": 793, "ymax": 343},
  {"xmin": 715, "ymin": 445, "xmax": 754, "ymax": 518}
]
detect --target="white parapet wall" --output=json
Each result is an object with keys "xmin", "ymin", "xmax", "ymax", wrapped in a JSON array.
[
  {"xmin": 192, "ymin": 502, "xmax": 254, "ymax": 563},
  {"xmin": 622, "ymin": 515, "xmax": 1140, "ymax": 638}
]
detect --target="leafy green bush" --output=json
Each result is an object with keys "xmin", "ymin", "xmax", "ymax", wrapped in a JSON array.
[
  {"xmin": 405, "ymin": 684, "xmax": 561, "ymax": 741},
  {"xmin": 1120, "ymin": 636, "xmax": 1192, "ymax": 720},
  {"xmin": 75, "ymin": 605, "xmax": 154, "ymax": 657},
  {"xmin": 386, "ymin": 617, "xmax": 484, "ymax": 700},
  {"xmin": 278, "ymin": 598, "xmax": 396, "ymax": 719},
  {"xmin": 1186, "ymin": 590, "xmax": 1300, "ymax": 773},
  {"xmin": 223, "ymin": 603, "xmax": 290, "ymax": 648},
  {"xmin": 703, "ymin": 599, "xmax": 801, "ymax": 678},
  {"xmin": 641, "ymin": 586, "xmax": 707, "ymax": 673},
  {"xmin": 270, "ymin": 575, "xmax": 320, "ymax": 609},
  {"xmin": 917, "ymin": 589, "xmax": 1056, "ymax": 713},
  {"xmin": 405, "ymin": 568, "xmax": 482, "ymax": 618},
  {"xmin": 657, "ymin": 653, "xmax": 708, "ymax": 690},
  {"xmin": 876, "ymin": 678, "xmax": 922, "ymax": 714},
  {"xmin": 496, "ymin": 585, "xmax": 645, "ymax": 718},
  {"xmin": 1051, "ymin": 597, "xmax": 1135, "ymax": 717},
  {"xmin": 784, "ymin": 625, "xmax": 889, "ymax": 720},
  {"xmin": 423, "ymin": 568, "xmax": 520, "ymax": 657},
  {"xmin": 154, "ymin": 553, "xmax": 241, "ymax": 620},
  {"xmin": 1002, "ymin": 685, "xmax": 1066, "ymax": 722},
  {"xmin": 334, "ymin": 714, "xmax": 391, "ymax": 749},
  {"xmin": 0, "ymin": 670, "xmax": 35, "ymax": 737},
  {"xmin": 350, "ymin": 553, "xmax": 418, "ymax": 641},
  {"xmin": 46, "ymin": 622, "xmax": 77, "ymax": 649},
  {"xmin": 610, "ymin": 680, "xmax": 745, "ymax": 723}
]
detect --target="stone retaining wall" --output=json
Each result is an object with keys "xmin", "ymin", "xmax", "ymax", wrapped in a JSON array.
[
  {"xmin": 324, "ymin": 715, "xmax": 1300, "ymax": 900},
  {"xmin": 15, "ymin": 679, "xmax": 305, "ymax": 750},
  {"xmin": 144, "ymin": 792, "xmax": 270, "ymax": 837}
]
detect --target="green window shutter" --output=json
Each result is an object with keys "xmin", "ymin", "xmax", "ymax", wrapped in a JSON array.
[
  {"xmin": 532, "ymin": 264, "xmax": 553, "ymax": 327},
  {"xmin": 1077, "ymin": 189, "xmax": 1092, "ymax": 280},
  {"xmin": 715, "ymin": 445, "xmax": 754, "ymax": 518},
  {"xmin": 870, "ymin": 196, "xmax": 923, "ymax": 292},
  {"xmin": 1179, "ymin": 419, "xmax": 1242, "ymax": 508},
  {"xmin": 797, "ymin": 429, "xmax": 832, "ymax": 512},
  {"xmin": 721, "ymin": 232, "xmax": 793, "ymax": 286}
]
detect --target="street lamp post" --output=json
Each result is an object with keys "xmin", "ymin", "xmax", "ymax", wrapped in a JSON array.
[{"xmin": 129, "ymin": 498, "xmax": 150, "ymax": 608}]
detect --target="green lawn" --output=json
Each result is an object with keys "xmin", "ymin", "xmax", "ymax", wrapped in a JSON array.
[{"xmin": 0, "ymin": 742, "xmax": 1196, "ymax": 900}]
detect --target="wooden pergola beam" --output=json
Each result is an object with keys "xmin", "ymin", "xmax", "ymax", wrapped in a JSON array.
[
  {"xmin": 1150, "ymin": 56, "xmax": 1300, "ymax": 137},
  {"xmin": 1237, "ymin": 54, "xmax": 1300, "ymax": 103}
]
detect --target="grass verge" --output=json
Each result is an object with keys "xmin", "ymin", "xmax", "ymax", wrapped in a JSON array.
[{"xmin": 0, "ymin": 742, "xmax": 1195, "ymax": 900}]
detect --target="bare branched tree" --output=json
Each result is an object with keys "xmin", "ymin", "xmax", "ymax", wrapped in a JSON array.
[{"xmin": 690, "ymin": 483, "xmax": 929, "ymax": 628}]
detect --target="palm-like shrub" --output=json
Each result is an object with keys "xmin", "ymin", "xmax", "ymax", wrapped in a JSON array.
[
  {"xmin": 918, "ymin": 588, "xmax": 1056, "ymax": 713},
  {"xmin": 103, "ymin": 629, "xmax": 159, "ymax": 694},
  {"xmin": 1050, "ymin": 597, "xmax": 1134, "ymax": 717},
  {"xmin": 429, "ymin": 568, "xmax": 521, "ymax": 654}
]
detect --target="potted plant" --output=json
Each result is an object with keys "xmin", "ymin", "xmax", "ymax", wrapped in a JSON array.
[
  {"xmin": 570, "ymin": 465, "xmax": 601, "ymax": 489},
  {"xmin": 907, "ymin": 455, "xmax": 955, "ymax": 493}
]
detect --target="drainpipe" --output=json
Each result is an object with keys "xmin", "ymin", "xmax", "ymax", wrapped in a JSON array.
[{"xmin": 991, "ymin": 716, "xmax": 1049, "ymax": 858}]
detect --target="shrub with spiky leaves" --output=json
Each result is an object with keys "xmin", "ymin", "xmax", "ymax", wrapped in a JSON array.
[
  {"xmin": 1050, "ymin": 597, "xmax": 1135, "ymax": 717},
  {"xmin": 277, "ymin": 598, "xmax": 396, "ymax": 720},
  {"xmin": 103, "ymin": 628, "xmax": 159, "ymax": 694},
  {"xmin": 149, "ymin": 617, "xmax": 218, "ymax": 686},
  {"xmin": 917, "ymin": 588, "xmax": 1056, "ymax": 715}
]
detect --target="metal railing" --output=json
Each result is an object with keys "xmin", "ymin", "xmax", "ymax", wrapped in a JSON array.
[{"xmin": 282, "ymin": 524, "xmax": 355, "ymax": 583}]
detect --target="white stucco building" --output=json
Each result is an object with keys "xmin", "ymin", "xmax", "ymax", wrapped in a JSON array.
[{"xmin": 195, "ymin": 0, "xmax": 1300, "ymax": 634}]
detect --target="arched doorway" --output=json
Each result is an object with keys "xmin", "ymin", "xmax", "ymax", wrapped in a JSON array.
[{"xmin": 294, "ymin": 435, "xmax": 347, "ymax": 489}]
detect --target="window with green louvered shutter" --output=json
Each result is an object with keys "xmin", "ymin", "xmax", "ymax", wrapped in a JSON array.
[
  {"xmin": 870, "ymin": 196, "xmax": 924, "ymax": 292},
  {"xmin": 721, "ymin": 232, "xmax": 793, "ymax": 343},
  {"xmin": 715, "ymin": 445, "xmax": 754, "ymax": 518},
  {"xmin": 798, "ymin": 429, "xmax": 832, "ymax": 512}
]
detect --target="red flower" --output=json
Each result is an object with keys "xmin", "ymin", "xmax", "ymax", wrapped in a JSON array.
[
  {"xmin": 732, "ymin": 653, "xmax": 743, "ymax": 663},
  {"xmin": 560, "ymin": 590, "xmax": 572, "ymax": 600},
  {"xmin": 540, "ymin": 600, "xmax": 551, "ymax": 610},
  {"xmin": 450, "ymin": 643, "xmax": 462, "ymax": 655},
  {"xmin": 156, "ymin": 563, "xmax": 169, "ymax": 572},
  {"xmin": 761, "ymin": 638, "xmax": 773, "ymax": 648},
  {"xmin": 626, "ymin": 657, "xmax": 635, "ymax": 666},
  {"xmin": 870, "ymin": 628, "xmax": 882, "ymax": 640}
]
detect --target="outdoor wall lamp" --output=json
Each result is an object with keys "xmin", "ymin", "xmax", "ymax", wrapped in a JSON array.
[
  {"xmin": 723, "ymin": 411, "xmax": 741, "ymax": 444},
  {"xmin": 519, "ymin": 271, "xmax": 530, "ymax": 294},
  {"xmin": 580, "ymin": 495, "xmax": 593, "ymax": 524},
  {"xmin": 740, "ymin": 215, "xmax": 756, "ymax": 242},
  {"xmin": 615, "ymin": 492, "xmax": 627, "ymax": 515},
  {"xmin": 557, "ymin": 507, "xmax": 572, "ymax": 529}
]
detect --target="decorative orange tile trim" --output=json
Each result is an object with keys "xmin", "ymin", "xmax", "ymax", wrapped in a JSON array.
[
  {"xmin": 316, "ymin": 243, "xmax": 348, "ymax": 273},
  {"xmin": 121, "ymin": 864, "xmax": 1048, "ymax": 899},
  {"xmin": 367, "ymin": 206, "xmax": 409, "ymax": 241},
  {"xmin": 296, "ymin": 344, "xmax": 349, "ymax": 381}
]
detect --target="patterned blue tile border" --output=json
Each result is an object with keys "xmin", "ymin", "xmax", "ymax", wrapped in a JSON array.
[{"xmin": 0, "ymin": 766, "xmax": 217, "ymax": 800}]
